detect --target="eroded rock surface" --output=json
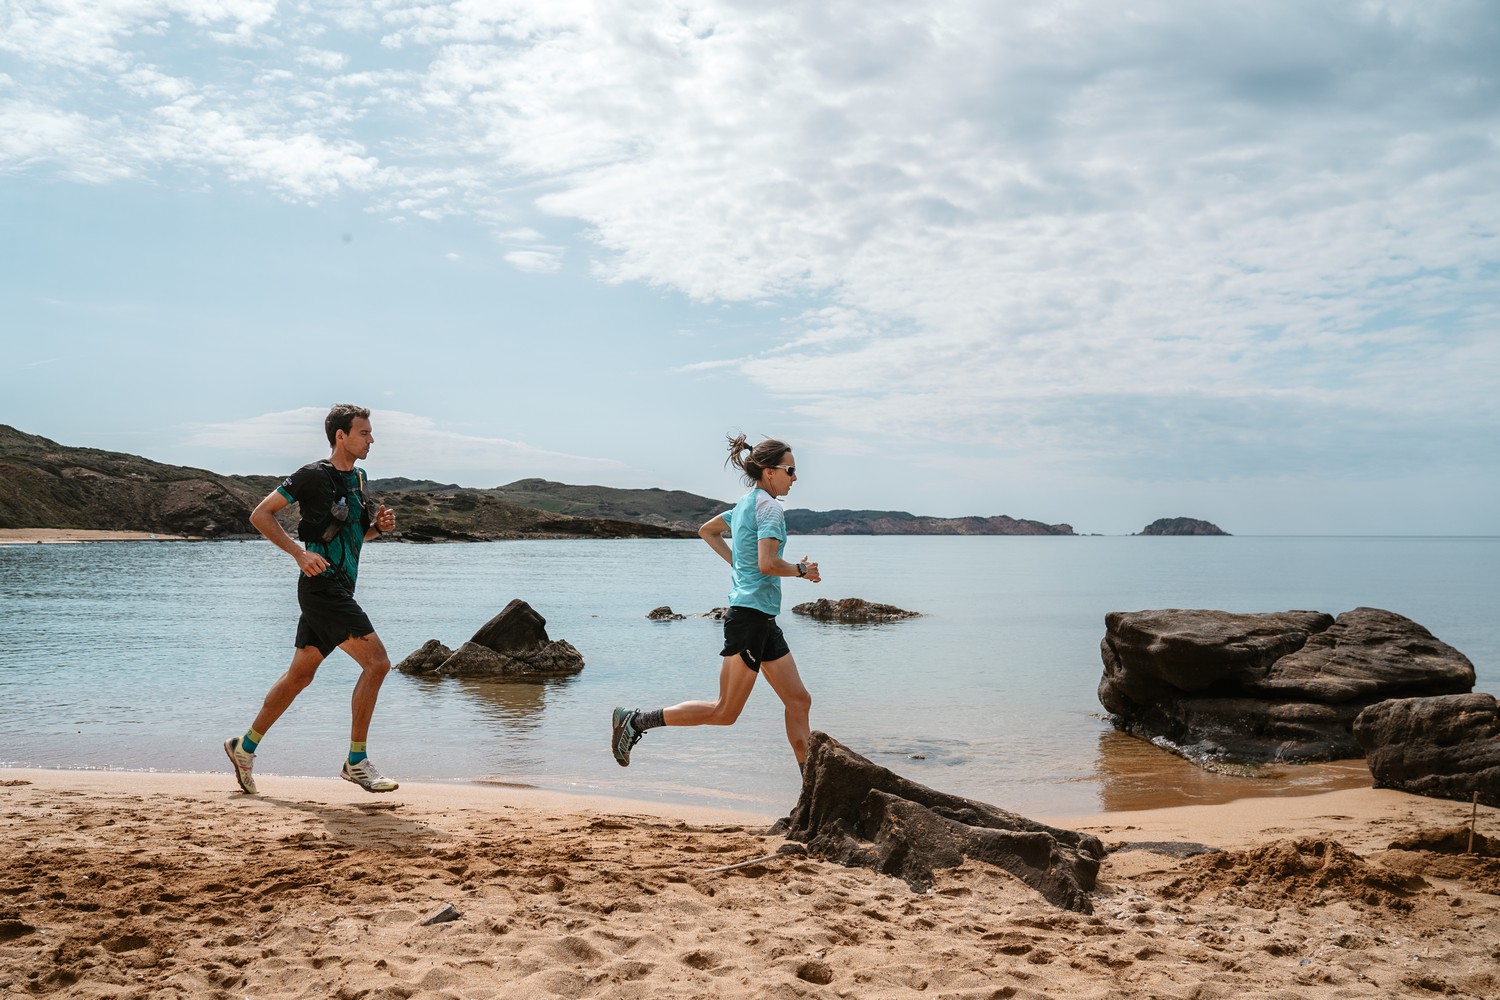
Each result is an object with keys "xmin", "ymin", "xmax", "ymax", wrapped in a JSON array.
[
  {"xmin": 777, "ymin": 732, "xmax": 1103, "ymax": 912},
  {"xmin": 1354, "ymin": 693, "xmax": 1500, "ymax": 807},
  {"xmin": 1099, "ymin": 607, "xmax": 1474, "ymax": 766},
  {"xmin": 396, "ymin": 600, "xmax": 584, "ymax": 680},
  {"xmin": 791, "ymin": 597, "xmax": 919, "ymax": 623}
]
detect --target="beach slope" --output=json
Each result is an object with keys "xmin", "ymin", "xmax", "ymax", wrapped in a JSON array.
[{"xmin": 2, "ymin": 769, "xmax": 1496, "ymax": 999}]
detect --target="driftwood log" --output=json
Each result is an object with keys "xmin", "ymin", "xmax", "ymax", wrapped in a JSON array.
[{"xmin": 777, "ymin": 732, "xmax": 1104, "ymax": 912}]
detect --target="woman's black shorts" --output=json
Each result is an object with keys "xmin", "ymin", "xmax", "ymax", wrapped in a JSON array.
[
  {"xmin": 719, "ymin": 606, "xmax": 790, "ymax": 672},
  {"xmin": 295, "ymin": 573, "xmax": 374, "ymax": 657}
]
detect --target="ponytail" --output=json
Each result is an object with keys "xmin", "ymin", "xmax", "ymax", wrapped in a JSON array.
[{"xmin": 725, "ymin": 434, "xmax": 790, "ymax": 486}]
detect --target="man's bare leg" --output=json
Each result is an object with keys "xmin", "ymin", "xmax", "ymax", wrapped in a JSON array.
[
  {"xmin": 340, "ymin": 632, "xmax": 392, "ymax": 743},
  {"xmin": 337, "ymin": 632, "xmax": 397, "ymax": 792},
  {"xmin": 251, "ymin": 645, "xmax": 327, "ymax": 735}
]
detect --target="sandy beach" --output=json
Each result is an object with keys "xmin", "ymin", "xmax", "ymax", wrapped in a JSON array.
[
  {"xmin": 2, "ymin": 768, "xmax": 1496, "ymax": 999},
  {"xmin": 0, "ymin": 530, "xmax": 202, "ymax": 545}
]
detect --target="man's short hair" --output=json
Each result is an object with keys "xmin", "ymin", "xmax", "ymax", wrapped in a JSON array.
[{"xmin": 325, "ymin": 403, "xmax": 371, "ymax": 446}]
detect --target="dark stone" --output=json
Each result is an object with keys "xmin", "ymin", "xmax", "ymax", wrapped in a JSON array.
[
  {"xmin": 647, "ymin": 606, "xmax": 686, "ymax": 621},
  {"xmin": 1353, "ymin": 693, "xmax": 1500, "ymax": 807},
  {"xmin": 792, "ymin": 597, "xmax": 920, "ymax": 623},
  {"xmin": 471, "ymin": 599, "xmax": 551, "ymax": 653},
  {"xmin": 777, "ymin": 732, "xmax": 1103, "ymax": 912},
  {"xmin": 395, "ymin": 600, "xmax": 584, "ymax": 680},
  {"xmin": 1099, "ymin": 607, "xmax": 1475, "ymax": 766},
  {"xmin": 394, "ymin": 639, "xmax": 453, "ymax": 675}
]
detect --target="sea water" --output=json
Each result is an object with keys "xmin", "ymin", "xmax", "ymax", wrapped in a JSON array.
[{"xmin": 1, "ymin": 535, "xmax": 1495, "ymax": 818}]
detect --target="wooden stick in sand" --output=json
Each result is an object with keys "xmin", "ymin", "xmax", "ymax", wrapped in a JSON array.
[
  {"xmin": 1468, "ymin": 790, "xmax": 1479, "ymax": 855},
  {"xmin": 705, "ymin": 852, "xmax": 794, "ymax": 874}
]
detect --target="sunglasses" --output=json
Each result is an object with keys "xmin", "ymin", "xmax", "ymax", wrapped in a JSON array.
[{"xmin": 772, "ymin": 465, "xmax": 797, "ymax": 476}]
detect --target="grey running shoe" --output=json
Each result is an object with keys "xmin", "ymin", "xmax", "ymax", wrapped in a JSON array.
[
  {"xmin": 341, "ymin": 758, "xmax": 399, "ymax": 793},
  {"xmin": 610, "ymin": 707, "xmax": 642, "ymax": 767},
  {"xmin": 223, "ymin": 736, "xmax": 257, "ymax": 795}
]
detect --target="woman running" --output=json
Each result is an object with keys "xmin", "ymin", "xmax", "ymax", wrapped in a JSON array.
[{"xmin": 611, "ymin": 434, "xmax": 821, "ymax": 772}]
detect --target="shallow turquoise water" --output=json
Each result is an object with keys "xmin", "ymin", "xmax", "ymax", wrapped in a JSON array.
[{"xmin": 1, "ymin": 535, "xmax": 1494, "ymax": 817}]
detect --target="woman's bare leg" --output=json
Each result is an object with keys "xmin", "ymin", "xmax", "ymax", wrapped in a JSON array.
[
  {"xmin": 759, "ymin": 652, "xmax": 812, "ymax": 764},
  {"xmin": 661, "ymin": 655, "xmax": 759, "ymax": 727}
]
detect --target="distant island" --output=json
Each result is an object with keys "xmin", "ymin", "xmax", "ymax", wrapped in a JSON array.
[
  {"xmin": 0, "ymin": 424, "xmax": 1075, "ymax": 541},
  {"xmin": 1136, "ymin": 517, "xmax": 1229, "ymax": 536}
]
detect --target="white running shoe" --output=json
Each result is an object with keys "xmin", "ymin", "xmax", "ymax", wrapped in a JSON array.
[
  {"xmin": 223, "ymin": 737, "xmax": 257, "ymax": 795},
  {"xmin": 341, "ymin": 758, "xmax": 399, "ymax": 793}
]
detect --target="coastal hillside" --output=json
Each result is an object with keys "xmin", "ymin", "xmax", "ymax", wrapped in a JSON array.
[
  {"xmin": 0, "ymin": 425, "xmax": 273, "ymax": 537},
  {"xmin": 468, "ymin": 478, "xmax": 730, "ymax": 533},
  {"xmin": 0, "ymin": 426, "xmax": 687, "ymax": 541},
  {"xmin": 786, "ymin": 508, "xmax": 1074, "ymax": 536},
  {"xmin": 0, "ymin": 425, "xmax": 1075, "ymax": 539}
]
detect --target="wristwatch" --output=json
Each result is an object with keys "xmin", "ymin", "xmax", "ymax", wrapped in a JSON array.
[{"xmin": 796, "ymin": 562, "xmax": 807, "ymax": 577}]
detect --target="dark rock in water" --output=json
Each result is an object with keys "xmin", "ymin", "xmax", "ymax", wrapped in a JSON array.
[
  {"xmin": 396, "ymin": 599, "xmax": 584, "ymax": 680},
  {"xmin": 471, "ymin": 600, "xmax": 552, "ymax": 653},
  {"xmin": 791, "ymin": 597, "xmax": 920, "ymax": 623},
  {"xmin": 1353, "ymin": 693, "xmax": 1500, "ymax": 807},
  {"xmin": 1099, "ymin": 607, "xmax": 1475, "ymax": 767},
  {"xmin": 777, "ymin": 732, "xmax": 1103, "ymax": 912},
  {"xmin": 702, "ymin": 607, "xmax": 729, "ymax": 620},
  {"xmin": 394, "ymin": 639, "xmax": 453, "ymax": 675},
  {"xmin": 647, "ymin": 606, "xmax": 686, "ymax": 621},
  {"xmin": 1136, "ymin": 517, "xmax": 1229, "ymax": 536}
]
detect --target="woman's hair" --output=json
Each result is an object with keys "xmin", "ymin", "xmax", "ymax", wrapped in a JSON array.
[{"xmin": 725, "ymin": 434, "xmax": 791, "ymax": 486}]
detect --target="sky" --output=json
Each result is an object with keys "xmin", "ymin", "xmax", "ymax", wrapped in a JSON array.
[{"xmin": 2, "ymin": 1, "xmax": 1497, "ymax": 535}]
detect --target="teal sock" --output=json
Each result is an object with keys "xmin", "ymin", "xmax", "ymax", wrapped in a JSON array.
[
  {"xmin": 241, "ymin": 728, "xmax": 263, "ymax": 754},
  {"xmin": 348, "ymin": 741, "xmax": 368, "ymax": 765}
]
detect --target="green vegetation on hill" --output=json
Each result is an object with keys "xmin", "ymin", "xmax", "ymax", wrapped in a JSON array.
[
  {"xmin": 0, "ymin": 425, "xmax": 1078, "ymax": 540},
  {"xmin": 0, "ymin": 426, "xmax": 691, "ymax": 541},
  {"xmin": 1136, "ymin": 517, "xmax": 1229, "ymax": 536}
]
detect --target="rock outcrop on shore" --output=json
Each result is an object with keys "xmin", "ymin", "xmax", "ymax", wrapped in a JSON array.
[
  {"xmin": 1136, "ymin": 517, "xmax": 1229, "ymax": 535},
  {"xmin": 777, "ymin": 732, "xmax": 1104, "ymax": 912},
  {"xmin": 1098, "ymin": 607, "xmax": 1475, "ymax": 767},
  {"xmin": 1353, "ymin": 692, "xmax": 1500, "ymax": 807},
  {"xmin": 791, "ymin": 597, "xmax": 920, "ymax": 623},
  {"xmin": 396, "ymin": 600, "xmax": 584, "ymax": 680}
]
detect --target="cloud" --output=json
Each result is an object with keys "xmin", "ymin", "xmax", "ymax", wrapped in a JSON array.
[
  {"xmin": 5, "ymin": 1, "xmax": 1498, "ymax": 490},
  {"xmin": 186, "ymin": 407, "xmax": 624, "ymax": 482},
  {"xmin": 503, "ymin": 248, "xmax": 562, "ymax": 273}
]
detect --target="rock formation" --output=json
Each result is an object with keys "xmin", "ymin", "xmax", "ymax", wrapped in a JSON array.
[
  {"xmin": 1136, "ymin": 517, "xmax": 1229, "ymax": 536},
  {"xmin": 646, "ymin": 606, "xmax": 686, "ymax": 621},
  {"xmin": 396, "ymin": 600, "xmax": 584, "ymax": 680},
  {"xmin": 777, "ymin": 732, "xmax": 1104, "ymax": 912},
  {"xmin": 791, "ymin": 597, "xmax": 920, "ymax": 623},
  {"xmin": 1353, "ymin": 693, "xmax": 1500, "ymax": 807},
  {"xmin": 1098, "ymin": 607, "xmax": 1475, "ymax": 767}
]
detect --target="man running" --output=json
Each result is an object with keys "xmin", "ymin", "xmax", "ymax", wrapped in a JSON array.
[{"xmin": 224, "ymin": 403, "xmax": 400, "ymax": 794}]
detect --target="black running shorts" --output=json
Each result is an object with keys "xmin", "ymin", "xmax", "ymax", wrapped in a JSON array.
[
  {"xmin": 719, "ymin": 606, "xmax": 790, "ymax": 672},
  {"xmin": 295, "ymin": 573, "xmax": 374, "ymax": 657}
]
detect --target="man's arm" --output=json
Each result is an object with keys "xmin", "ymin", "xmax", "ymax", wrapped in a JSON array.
[
  {"xmin": 250, "ymin": 490, "xmax": 329, "ymax": 577},
  {"xmin": 699, "ymin": 514, "xmax": 732, "ymax": 565},
  {"xmin": 364, "ymin": 504, "xmax": 396, "ymax": 541}
]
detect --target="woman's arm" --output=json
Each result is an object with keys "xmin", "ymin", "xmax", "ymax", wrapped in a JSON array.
[
  {"xmin": 699, "ymin": 514, "xmax": 732, "ymax": 565},
  {"xmin": 757, "ymin": 538, "xmax": 820, "ymax": 582}
]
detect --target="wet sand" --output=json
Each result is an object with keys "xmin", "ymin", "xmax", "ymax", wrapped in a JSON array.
[
  {"xmin": 2, "ymin": 767, "xmax": 1497, "ymax": 999},
  {"xmin": 0, "ymin": 529, "xmax": 201, "ymax": 544}
]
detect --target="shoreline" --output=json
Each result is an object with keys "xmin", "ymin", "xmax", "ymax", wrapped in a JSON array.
[
  {"xmin": 0, "ymin": 528, "xmax": 204, "ymax": 544},
  {"xmin": 4, "ymin": 767, "xmax": 1496, "ymax": 999}
]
